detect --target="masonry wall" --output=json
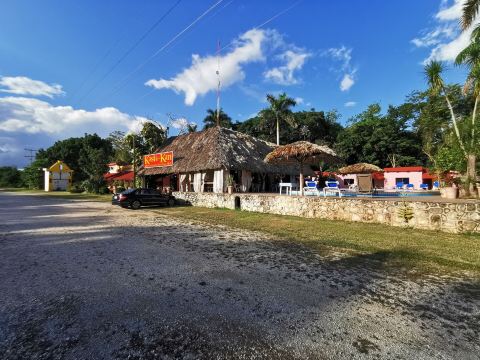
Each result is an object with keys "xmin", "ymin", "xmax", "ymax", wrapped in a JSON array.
[{"xmin": 173, "ymin": 192, "xmax": 480, "ymax": 234}]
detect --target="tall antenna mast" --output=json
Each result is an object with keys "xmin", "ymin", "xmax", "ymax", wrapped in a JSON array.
[
  {"xmin": 216, "ymin": 40, "xmax": 221, "ymax": 127},
  {"xmin": 24, "ymin": 148, "xmax": 38, "ymax": 165}
]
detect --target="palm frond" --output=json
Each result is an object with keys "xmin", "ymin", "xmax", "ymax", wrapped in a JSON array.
[
  {"xmin": 455, "ymin": 41, "xmax": 480, "ymax": 67},
  {"xmin": 424, "ymin": 60, "xmax": 445, "ymax": 95},
  {"xmin": 461, "ymin": 0, "xmax": 480, "ymax": 30}
]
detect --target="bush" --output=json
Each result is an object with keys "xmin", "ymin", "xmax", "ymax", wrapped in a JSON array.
[
  {"xmin": 116, "ymin": 186, "xmax": 126, "ymax": 193},
  {"xmin": 69, "ymin": 184, "xmax": 84, "ymax": 193},
  {"xmin": 98, "ymin": 186, "xmax": 110, "ymax": 194}
]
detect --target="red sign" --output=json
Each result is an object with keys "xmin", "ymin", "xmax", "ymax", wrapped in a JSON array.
[{"xmin": 143, "ymin": 151, "xmax": 174, "ymax": 168}]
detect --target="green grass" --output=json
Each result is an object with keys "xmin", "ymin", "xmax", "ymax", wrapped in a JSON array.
[
  {"xmin": 0, "ymin": 188, "xmax": 112, "ymax": 202},
  {"xmin": 154, "ymin": 206, "xmax": 480, "ymax": 275}
]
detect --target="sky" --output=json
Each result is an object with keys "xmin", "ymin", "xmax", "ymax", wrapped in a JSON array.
[{"xmin": 0, "ymin": 0, "xmax": 474, "ymax": 167}]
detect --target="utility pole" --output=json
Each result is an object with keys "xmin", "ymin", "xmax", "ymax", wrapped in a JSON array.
[
  {"xmin": 24, "ymin": 148, "xmax": 38, "ymax": 165},
  {"xmin": 216, "ymin": 40, "xmax": 221, "ymax": 127},
  {"xmin": 132, "ymin": 136, "xmax": 136, "ymax": 188}
]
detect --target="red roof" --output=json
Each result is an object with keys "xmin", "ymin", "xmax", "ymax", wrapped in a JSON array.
[
  {"xmin": 103, "ymin": 172, "xmax": 118, "ymax": 180},
  {"xmin": 372, "ymin": 172, "xmax": 384, "ymax": 180},
  {"xmin": 103, "ymin": 171, "xmax": 134, "ymax": 182},
  {"xmin": 383, "ymin": 166, "xmax": 425, "ymax": 173},
  {"xmin": 422, "ymin": 173, "xmax": 437, "ymax": 180},
  {"xmin": 114, "ymin": 172, "xmax": 134, "ymax": 181}
]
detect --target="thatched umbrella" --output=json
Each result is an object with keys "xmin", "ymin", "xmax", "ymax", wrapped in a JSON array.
[
  {"xmin": 264, "ymin": 141, "xmax": 340, "ymax": 195},
  {"xmin": 337, "ymin": 163, "xmax": 383, "ymax": 193},
  {"xmin": 337, "ymin": 163, "xmax": 383, "ymax": 174}
]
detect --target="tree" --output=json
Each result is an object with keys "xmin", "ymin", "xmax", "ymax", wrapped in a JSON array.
[
  {"xmin": 292, "ymin": 109, "xmax": 343, "ymax": 145},
  {"xmin": 0, "ymin": 167, "xmax": 24, "ymax": 188},
  {"xmin": 78, "ymin": 134, "xmax": 113, "ymax": 193},
  {"xmin": 108, "ymin": 130, "xmax": 133, "ymax": 164},
  {"xmin": 141, "ymin": 121, "xmax": 167, "ymax": 153},
  {"xmin": 203, "ymin": 108, "xmax": 233, "ymax": 129},
  {"xmin": 461, "ymin": 0, "xmax": 480, "ymax": 30},
  {"xmin": 408, "ymin": 87, "xmax": 473, "ymax": 178},
  {"xmin": 424, "ymin": 60, "xmax": 479, "ymax": 195},
  {"xmin": 335, "ymin": 103, "xmax": 423, "ymax": 168},
  {"xmin": 259, "ymin": 93, "xmax": 296, "ymax": 145}
]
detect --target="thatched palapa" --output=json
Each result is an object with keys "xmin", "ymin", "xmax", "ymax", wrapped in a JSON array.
[
  {"xmin": 138, "ymin": 127, "xmax": 299, "ymax": 193},
  {"xmin": 338, "ymin": 163, "xmax": 383, "ymax": 174},
  {"xmin": 265, "ymin": 141, "xmax": 339, "ymax": 165},
  {"xmin": 139, "ymin": 127, "xmax": 297, "ymax": 175},
  {"xmin": 265, "ymin": 141, "xmax": 340, "ymax": 195}
]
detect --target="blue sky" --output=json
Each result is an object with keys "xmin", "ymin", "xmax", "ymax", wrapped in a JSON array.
[{"xmin": 0, "ymin": 0, "xmax": 472, "ymax": 167}]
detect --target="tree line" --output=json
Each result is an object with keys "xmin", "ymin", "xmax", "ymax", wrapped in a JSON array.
[{"xmin": 1, "ymin": 81, "xmax": 478, "ymax": 194}]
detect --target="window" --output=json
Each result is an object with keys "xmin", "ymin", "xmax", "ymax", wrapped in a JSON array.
[
  {"xmin": 344, "ymin": 179, "xmax": 354, "ymax": 186},
  {"xmin": 395, "ymin": 178, "xmax": 409, "ymax": 185}
]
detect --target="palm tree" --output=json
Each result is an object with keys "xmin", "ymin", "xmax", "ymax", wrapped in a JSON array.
[
  {"xmin": 461, "ymin": 0, "xmax": 480, "ymax": 30},
  {"xmin": 203, "ymin": 108, "xmax": 233, "ymax": 129},
  {"xmin": 425, "ymin": 60, "xmax": 478, "ymax": 195},
  {"xmin": 259, "ymin": 93, "xmax": 296, "ymax": 145}
]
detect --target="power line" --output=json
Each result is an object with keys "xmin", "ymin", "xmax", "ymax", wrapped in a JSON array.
[
  {"xmin": 131, "ymin": 0, "xmax": 303, "ymax": 106},
  {"xmin": 219, "ymin": 0, "xmax": 303, "ymax": 53},
  {"xmin": 77, "ymin": 0, "xmax": 183, "ymax": 104},
  {"xmin": 69, "ymin": 3, "xmax": 152, "ymax": 100},
  {"xmin": 102, "ymin": 0, "xmax": 225, "ymax": 101}
]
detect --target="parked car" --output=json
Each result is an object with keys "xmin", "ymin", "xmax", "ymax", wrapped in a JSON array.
[{"xmin": 112, "ymin": 188, "xmax": 175, "ymax": 209}]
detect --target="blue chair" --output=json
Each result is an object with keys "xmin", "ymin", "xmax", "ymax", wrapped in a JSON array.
[
  {"xmin": 420, "ymin": 183, "xmax": 429, "ymax": 190},
  {"xmin": 433, "ymin": 181, "xmax": 440, "ymax": 189},
  {"xmin": 304, "ymin": 181, "xmax": 318, "ymax": 195},
  {"xmin": 406, "ymin": 184, "xmax": 414, "ymax": 190},
  {"xmin": 323, "ymin": 181, "xmax": 341, "ymax": 197},
  {"xmin": 396, "ymin": 182, "xmax": 405, "ymax": 190}
]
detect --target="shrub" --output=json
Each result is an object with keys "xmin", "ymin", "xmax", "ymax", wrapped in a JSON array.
[{"xmin": 69, "ymin": 184, "xmax": 84, "ymax": 193}]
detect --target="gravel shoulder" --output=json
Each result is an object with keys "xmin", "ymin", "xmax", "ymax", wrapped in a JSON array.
[{"xmin": 0, "ymin": 192, "xmax": 479, "ymax": 359}]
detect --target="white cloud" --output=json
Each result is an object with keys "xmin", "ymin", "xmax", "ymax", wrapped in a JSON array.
[
  {"xmin": 169, "ymin": 117, "xmax": 196, "ymax": 130},
  {"xmin": 146, "ymin": 29, "xmax": 267, "ymax": 106},
  {"xmin": 325, "ymin": 46, "xmax": 352, "ymax": 72},
  {"xmin": 0, "ymin": 76, "xmax": 64, "ymax": 98},
  {"xmin": 340, "ymin": 74, "xmax": 355, "ymax": 92},
  {"xmin": 344, "ymin": 101, "xmax": 357, "ymax": 107},
  {"xmin": 413, "ymin": 0, "xmax": 478, "ymax": 63},
  {"xmin": 294, "ymin": 97, "xmax": 304, "ymax": 105},
  {"xmin": 436, "ymin": 0, "xmax": 463, "ymax": 20},
  {"xmin": 0, "ymin": 96, "xmax": 150, "ymax": 135},
  {"xmin": 324, "ymin": 46, "xmax": 357, "ymax": 91},
  {"xmin": 264, "ymin": 49, "xmax": 311, "ymax": 85}
]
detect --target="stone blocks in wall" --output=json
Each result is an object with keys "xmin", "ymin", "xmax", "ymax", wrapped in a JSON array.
[{"xmin": 173, "ymin": 192, "xmax": 480, "ymax": 234}]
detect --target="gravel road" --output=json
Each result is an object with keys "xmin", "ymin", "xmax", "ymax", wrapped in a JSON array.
[{"xmin": 0, "ymin": 192, "xmax": 478, "ymax": 359}]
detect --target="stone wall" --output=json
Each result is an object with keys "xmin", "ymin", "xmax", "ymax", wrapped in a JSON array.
[{"xmin": 173, "ymin": 192, "xmax": 480, "ymax": 234}]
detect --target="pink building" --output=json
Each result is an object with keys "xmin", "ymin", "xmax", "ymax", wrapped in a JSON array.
[{"xmin": 383, "ymin": 167, "xmax": 437, "ymax": 190}]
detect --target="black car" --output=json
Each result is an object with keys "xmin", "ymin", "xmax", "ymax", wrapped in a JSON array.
[{"xmin": 112, "ymin": 188, "xmax": 175, "ymax": 209}]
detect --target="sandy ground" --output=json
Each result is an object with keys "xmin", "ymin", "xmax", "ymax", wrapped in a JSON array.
[{"xmin": 0, "ymin": 192, "xmax": 478, "ymax": 360}]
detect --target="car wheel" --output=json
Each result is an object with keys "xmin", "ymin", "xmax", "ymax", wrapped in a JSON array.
[
  {"xmin": 167, "ymin": 198, "xmax": 175, "ymax": 207},
  {"xmin": 131, "ymin": 200, "xmax": 141, "ymax": 210}
]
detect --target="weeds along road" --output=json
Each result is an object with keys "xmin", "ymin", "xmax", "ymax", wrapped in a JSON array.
[{"xmin": 0, "ymin": 192, "xmax": 478, "ymax": 359}]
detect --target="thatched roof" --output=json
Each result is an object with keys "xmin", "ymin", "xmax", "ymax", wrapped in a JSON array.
[
  {"xmin": 138, "ymin": 126, "xmax": 298, "ymax": 175},
  {"xmin": 337, "ymin": 163, "xmax": 383, "ymax": 174},
  {"xmin": 264, "ymin": 141, "xmax": 340, "ymax": 165}
]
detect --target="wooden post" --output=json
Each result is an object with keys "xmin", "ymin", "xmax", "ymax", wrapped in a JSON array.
[{"xmin": 299, "ymin": 161, "xmax": 304, "ymax": 196}]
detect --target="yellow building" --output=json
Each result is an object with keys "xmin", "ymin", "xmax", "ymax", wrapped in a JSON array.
[{"xmin": 43, "ymin": 160, "xmax": 73, "ymax": 192}]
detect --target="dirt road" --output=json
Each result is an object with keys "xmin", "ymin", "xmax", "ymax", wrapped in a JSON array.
[{"xmin": 0, "ymin": 192, "xmax": 478, "ymax": 359}]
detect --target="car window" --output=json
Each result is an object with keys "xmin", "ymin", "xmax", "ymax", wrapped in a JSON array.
[{"xmin": 140, "ymin": 189, "xmax": 151, "ymax": 195}]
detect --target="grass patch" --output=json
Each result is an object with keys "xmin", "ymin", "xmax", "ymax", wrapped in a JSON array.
[
  {"xmin": 154, "ymin": 206, "xmax": 480, "ymax": 275},
  {"xmin": 0, "ymin": 188, "xmax": 112, "ymax": 202}
]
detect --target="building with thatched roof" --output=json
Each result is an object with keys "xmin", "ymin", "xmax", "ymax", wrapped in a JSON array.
[{"xmin": 137, "ymin": 126, "xmax": 298, "ymax": 193}]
